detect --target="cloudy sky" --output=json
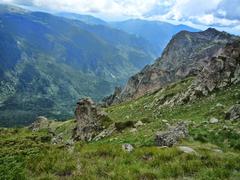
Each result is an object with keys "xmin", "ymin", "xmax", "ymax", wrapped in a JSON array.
[{"xmin": 1, "ymin": 0, "xmax": 239, "ymax": 34}]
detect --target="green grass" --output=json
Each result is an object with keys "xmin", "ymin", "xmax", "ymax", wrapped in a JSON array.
[{"xmin": 1, "ymin": 79, "xmax": 240, "ymax": 179}]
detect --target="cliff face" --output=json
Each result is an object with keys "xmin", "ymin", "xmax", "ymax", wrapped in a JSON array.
[{"xmin": 114, "ymin": 28, "xmax": 239, "ymax": 103}]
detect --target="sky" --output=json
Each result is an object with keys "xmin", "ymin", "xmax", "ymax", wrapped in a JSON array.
[{"xmin": 0, "ymin": 0, "xmax": 239, "ymax": 35}]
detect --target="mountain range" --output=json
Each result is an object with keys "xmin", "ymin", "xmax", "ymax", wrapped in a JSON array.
[
  {"xmin": 104, "ymin": 28, "xmax": 239, "ymax": 105},
  {"xmin": 1, "ymin": 3, "xmax": 240, "ymax": 179},
  {"xmin": 0, "ymin": 4, "xmax": 198, "ymax": 127}
]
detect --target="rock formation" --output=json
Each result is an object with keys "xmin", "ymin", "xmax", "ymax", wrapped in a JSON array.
[
  {"xmin": 155, "ymin": 122, "xmax": 188, "ymax": 147},
  {"xmin": 164, "ymin": 40, "xmax": 240, "ymax": 106},
  {"xmin": 106, "ymin": 28, "xmax": 239, "ymax": 104},
  {"xmin": 102, "ymin": 87, "xmax": 122, "ymax": 106},
  {"xmin": 225, "ymin": 104, "xmax": 240, "ymax": 121},
  {"xmin": 74, "ymin": 98, "xmax": 112, "ymax": 141},
  {"xmin": 29, "ymin": 116, "xmax": 51, "ymax": 131}
]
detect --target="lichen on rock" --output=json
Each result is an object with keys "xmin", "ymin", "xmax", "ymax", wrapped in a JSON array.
[
  {"xmin": 74, "ymin": 98, "xmax": 112, "ymax": 141},
  {"xmin": 155, "ymin": 122, "xmax": 188, "ymax": 147}
]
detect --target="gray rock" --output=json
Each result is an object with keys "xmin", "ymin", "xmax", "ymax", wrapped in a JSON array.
[
  {"xmin": 51, "ymin": 134, "xmax": 63, "ymax": 144},
  {"xmin": 102, "ymin": 86, "xmax": 122, "ymax": 107},
  {"xmin": 209, "ymin": 117, "xmax": 219, "ymax": 124},
  {"xmin": 74, "ymin": 98, "xmax": 112, "ymax": 141},
  {"xmin": 216, "ymin": 103, "xmax": 225, "ymax": 108},
  {"xmin": 212, "ymin": 149, "xmax": 223, "ymax": 153},
  {"xmin": 225, "ymin": 104, "xmax": 240, "ymax": 121},
  {"xmin": 129, "ymin": 128, "xmax": 137, "ymax": 133},
  {"xmin": 29, "ymin": 116, "xmax": 50, "ymax": 131},
  {"xmin": 167, "ymin": 40, "xmax": 240, "ymax": 106},
  {"xmin": 65, "ymin": 139, "xmax": 74, "ymax": 146},
  {"xmin": 162, "ymin": 119, "xmax": 168, "ymax": 123},
  {"xmin": 155, "ymin": 122, "xmax": 188, "ymax": 147},
  {"xmin": 178, "ymin": 146, "xmax": 196, "ymax": 154},
  {"xmin": 93, "ymin": 124, "xmax": 116, "ymax": 141},
  {"xmin": 134, "ymin": 120, "xmax": 144, "ymax": 128},
  {"xmin": 122, "ymin": 143, "xmax": 134, "ymax": 152}
]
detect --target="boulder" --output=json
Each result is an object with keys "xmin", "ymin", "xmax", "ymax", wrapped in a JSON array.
[
  {"xmin": 134, "ymin": 120, "xmax": 144, "ymax": 128},
  {"xmin": 74, "ymin": 98, "xmax": 112, "ymax": 141},
  {"xmin": 225, "ymin": 104, "xmax": 240, "ymax": 121},
  {"xmin": 29, "ymin": 116, "xmax": 50, "ymax": 131},
  {"xmin": 122, "ymin": 143, "xmax": 134, "ymax": 152},
  {"xmin": 93, "ymin": 124, "xmax": 116, "ymax": 141},
  {"xmin": 209, "ymin": 117, "xmax": 219, "ymax": 124},
  {"xmin": 129, "ymin": 128, "xmax": 137, "ymax": 133},
  {"xmin": 178, "ymin": 146, "xmax": 196, "ymax": 154},
  {"xmin": 155, "ymin": 122, "xmax": 188, "ymax": 147}
]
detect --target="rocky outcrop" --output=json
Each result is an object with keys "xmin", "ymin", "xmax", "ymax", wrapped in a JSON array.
[
  {"xmin": 74, "ymin": 98, "xmax": 112, "ymax": 141},
  {"xmin": 122, "ymin": 143, "xmax": 134, "ymax": 152},
  {"xmin": 29, "ymin": 116, "xmax": 51, "ymax": 131},
  {"xmin": 225, "ymin": 104, "xmax": 240, "ymax": 121},
  {"xmin": 155, "ymin": 122, "xmax": 188, "ymax": 147},
  {"xmin": 102, "ymin": 87, "xmax": 122, "ymax": 106},
  {"xmin": 164, "ymin": 40, "xmax": 240, "ymax": 106},
  {"xmin": 93, "ymin": 124, "xmax": 116, "ymax": 141},
  {"xmin": 107, "ymin": 28, "xmax": 239, "ymax": 104}
]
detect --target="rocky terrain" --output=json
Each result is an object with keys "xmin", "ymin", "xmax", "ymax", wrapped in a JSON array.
[
  {"xmin": 1, "ymin": 27, "xmax": 240, "ymax": 179},
  {"xmin": 105, "ymin": 28, "xmax": 239, "ymax": 105}
]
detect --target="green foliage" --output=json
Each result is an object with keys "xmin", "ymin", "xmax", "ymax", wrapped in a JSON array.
[{"xmin": 0, "ymin": 5, "xmax": 155, "ymax": 127}]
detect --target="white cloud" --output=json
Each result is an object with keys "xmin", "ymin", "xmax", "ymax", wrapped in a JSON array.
[
  {"xmin": 0, "ymin": 0, "xmax": 160, "ymax": 19},
  {"xmin": 0, "ymin": 0, "xmax": 239, "ymax": 30}
]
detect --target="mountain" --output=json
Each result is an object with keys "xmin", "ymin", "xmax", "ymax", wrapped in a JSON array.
[
  {"xmin": 110, "ymin": 19, "xmax": 199, "ymax": 55},
  {"xmin": 56, "ymin": 12, "xmax": 108, "ymax": 25},
  {"xmin": 1, "ymin": 40, "xmax": 240, "ymax": 179},
  {"xmin": 0, "ymin": 5, "xmax": 155, "ymax": 127},
  {"xmin": 105, "ymin": 28, "xmax": 240, "ymax": 104}
]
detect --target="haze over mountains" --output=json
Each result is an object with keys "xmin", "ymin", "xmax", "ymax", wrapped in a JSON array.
[{"xmin": 0, "ymin": 4, "xmax": 198, "ymax": 127}]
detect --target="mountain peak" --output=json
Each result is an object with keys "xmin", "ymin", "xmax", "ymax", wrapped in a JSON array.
[
  {"xmin": 202, "ymin": 28, "xmax": 225, "ymax": 35},
  {"xmin": 205, "ymin": 27, "xmax": 219, "ymax": 33},
  {"xmin": 111, "ymin": 28, "xmax": 239, "ymax": 102}
]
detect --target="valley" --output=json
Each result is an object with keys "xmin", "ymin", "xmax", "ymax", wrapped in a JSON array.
[{"xmin": 0, "ymin": 3, "xmax": 240, "ymax": 180}]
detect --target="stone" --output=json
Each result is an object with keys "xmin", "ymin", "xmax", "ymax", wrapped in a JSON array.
[
  {"xmin": 51, "ymin": 134, "xmax": 63, "ymax": 144},
  {"xmin": 93, "ymin": 124, "xmax": 116, "ymax": 141},
  {"xmin": 65, "ymin": 139, "xmax": 74, "ymax": 146},
  {"xmin": 178, "ymin": 146, "xmax": 196, "ymax": 154},
  {"xmin": 162, "ymin": 119, "xmax": 168, "ymax": 123},
  {"xmin": 212, "ymin": 149, "xmax": 223, "ymax": 153},
  {"xmin": 134, "ymin": 120, "xmax": 144, "ymax": 128},
  {"xmin": 216, "ymin": 103, "xmax": 225, "ymax": 108},
  {"xmin": 225, "ymin": 104, "xmax": 240, "ymax": 121},
  {"xmin": 155, "ymin": 122, "xmax": 188, "ymax": 147},
  {"xmin": 74, "ymin": 98, "xmax": 112, "ymax": 141},
  {"xmin": 122, "ymin": 143, "xmax": 134, "ymax": 152},
  {"xmin": 29, "ymin": 116, "xmax": 50, "ymax": 131},
  {"xmin": 209, "ymin": 117, "xmax": 219, "ymax": 124},
  {"xmin": 102, "ymin": 86, "xmax": 122, "ymax": 107},
  {"xmin": 129, "ymin": 128, "xmax": 137, "ymax": 133}
]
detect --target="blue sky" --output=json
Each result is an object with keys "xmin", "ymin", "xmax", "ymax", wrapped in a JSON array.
[{"xmin": 0, "ymin": 0, "xmax": 239, "ymax": 35}]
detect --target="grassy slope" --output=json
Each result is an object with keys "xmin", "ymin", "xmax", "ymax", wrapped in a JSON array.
[{"xmin": 1, "ymin": 79, "xmax": 240, "ymax": 179}]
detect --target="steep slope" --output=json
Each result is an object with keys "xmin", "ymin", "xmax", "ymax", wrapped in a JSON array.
[
  {"xmin": 1, "ymin": 63, "xmax": 240, "ymax": 179},
  {"xmin": 110, "ymin": 19, "xmax": 199, "ymax": 55},
  {"xmin": 111, "ymin": 28, "xmax": 239, "ymax": 104},
  {"xmin": 0, "ymin": 5, "xmax": 155, "ymax": 127}
]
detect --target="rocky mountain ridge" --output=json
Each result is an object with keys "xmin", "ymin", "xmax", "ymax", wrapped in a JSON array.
[{"xmin": 105, "ymin": 28, "xmax": 240, "ymax": 105}]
